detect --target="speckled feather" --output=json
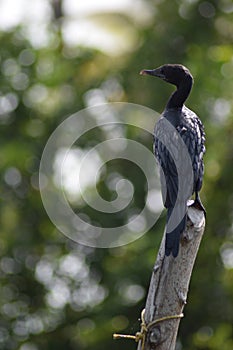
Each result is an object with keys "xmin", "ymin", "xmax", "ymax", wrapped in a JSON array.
[{"xmin": 154, "ymin": 106, "xmax": 205, "ymax": 209}]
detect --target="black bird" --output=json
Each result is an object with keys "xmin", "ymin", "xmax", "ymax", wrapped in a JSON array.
[{"xmin": 140, "ymin": 64, "xmax": 205, "ymax": 257}]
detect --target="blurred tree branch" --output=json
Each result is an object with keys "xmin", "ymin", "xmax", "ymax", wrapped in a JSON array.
[
  {"xmin": 137, "ymin": 205, "xmax": 205, "ymax": 350},
  {"xmin": 52, "ymin": 0, "xmax": 63, "ymax": 20}
]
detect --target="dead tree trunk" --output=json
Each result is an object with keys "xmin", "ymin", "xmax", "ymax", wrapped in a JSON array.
[{"xmin": 137, "ymin": 205, "xmax": 205, "ymax": 350}]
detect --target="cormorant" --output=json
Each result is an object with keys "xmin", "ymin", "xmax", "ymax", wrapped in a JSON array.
[{"xmin": 140, "ymin": 64, "xmax": 205, "ymax": 257}]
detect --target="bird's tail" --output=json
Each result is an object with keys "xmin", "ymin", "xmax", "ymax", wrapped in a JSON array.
[{"xmin": 165, "ymin": 206, "xmax": 187, "ymax": 258}]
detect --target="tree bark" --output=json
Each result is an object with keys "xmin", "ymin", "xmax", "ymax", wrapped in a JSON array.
[{"xmin": 137, "ymin": 204, "xmax": 205, "ymax": 350}]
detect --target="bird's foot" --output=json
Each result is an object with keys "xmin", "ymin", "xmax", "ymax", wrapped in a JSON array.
[{"xmin": 190, "ymin": 196, "xmax": 206, "ymax": 218}]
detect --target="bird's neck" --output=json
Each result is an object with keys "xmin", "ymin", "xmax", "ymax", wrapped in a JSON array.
[{"xmin": 166, "ymin": 76, "xmax": 193, "ymax": 109}]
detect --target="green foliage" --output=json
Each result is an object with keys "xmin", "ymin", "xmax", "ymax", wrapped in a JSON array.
[{"xmin": 0, "ymin": 1, "xmax": 233, "ymax": 349}]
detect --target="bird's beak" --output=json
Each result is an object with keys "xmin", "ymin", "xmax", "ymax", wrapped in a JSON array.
[
  {"xmin": 140, "ymin": 68, "xmax": 165, "ymax": 80},
  {"xmin": 140, "ymin": 69, "xmax": 154, "ymax": 76}
]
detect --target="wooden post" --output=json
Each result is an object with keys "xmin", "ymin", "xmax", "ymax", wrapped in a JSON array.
[{"xmin": 137, "ymin": 205, "xmax": 205, "ymax": 350}]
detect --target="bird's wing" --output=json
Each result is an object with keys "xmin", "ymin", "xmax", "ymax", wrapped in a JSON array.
[
  {"xmin": 154, "ymin": 110, "xmax": 205, "ymax": 208},
  {"xmin": 179, "ymin": 107, "xmax": 205, "ymax": 192},
  {"xmin": 153, "ymin": 118, "xmax": 179, "ymax": 208}
]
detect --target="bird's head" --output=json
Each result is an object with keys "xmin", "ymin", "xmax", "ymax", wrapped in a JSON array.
[{"xmin": 140, "ymin": 64, "xmax": 193, "ymax": 87}]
